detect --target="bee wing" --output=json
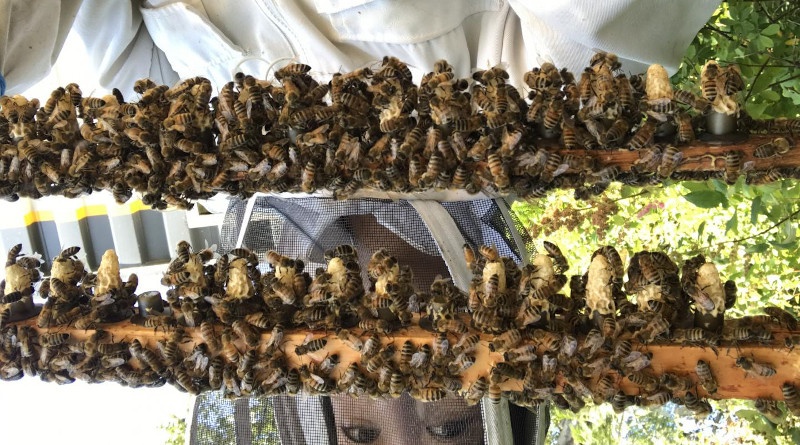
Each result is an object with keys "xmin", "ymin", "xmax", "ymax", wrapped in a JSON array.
[
  {"xmin": 552, "ymin": 162, "xmax": 570, "ymax": 178},
  {"xmin": 410, "ymin": 351, "xmax": 426, "ymax": 368},
  {"xmin": 94, "ymin": 293, "xmax": 116, "ymax": 306},
  {"xmin": 204, "ymin": 295, "xmax": 223, "ymax": 306},
  {"xmin": 310, "ymin": 372, "xmax": 326, "ymax": 385},
  {"xmin": 516, "ymin": 152, "xmax": 539, "ymax": 169}
]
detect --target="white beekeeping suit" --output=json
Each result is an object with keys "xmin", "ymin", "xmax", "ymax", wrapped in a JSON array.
[{"xmin": 0, "ymin": 0, "xmax": 719, "ymax": 97}]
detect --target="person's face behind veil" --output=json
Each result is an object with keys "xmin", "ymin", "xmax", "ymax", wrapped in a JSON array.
[{"xmin": 331, "ymin": 393, "xmax": 485, "ymax": 444}]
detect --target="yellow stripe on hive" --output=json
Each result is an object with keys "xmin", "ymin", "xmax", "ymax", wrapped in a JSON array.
[
  {"xmin": 4, "ymin": 199, "xmax": 150, "ymax": 228},
  {"xmin": 75, "ymin": 204, "xmax": 108, "ymax": 221},
  {"xmin": 23, "ymin": 210, "xmax": 54, "ymax": 226}
]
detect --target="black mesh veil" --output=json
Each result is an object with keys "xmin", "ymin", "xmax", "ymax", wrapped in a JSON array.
[{"xmin": 191, "ymin": 196, "xmax": 543, "ymax": 445}]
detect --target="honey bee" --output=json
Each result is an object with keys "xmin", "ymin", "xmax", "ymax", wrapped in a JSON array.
[
  {"xmin": 543, "ymin": 241, "xmax": 569, "ymax": 274},
  {"xmin": 578, "ymin": 68, "xmax": 594, "ymax": 104},
  {"xmin": 295, "ymin": 335, "xmax": 327, "ymax": 356},
  {"xmin": 143, "ymin": 313, "xmax": 178, "ymax": 332},
  {"xmin": 489, "ymin": 328, "xmax": 522, "ymax": 352},
  {"xmin": 764, "ymin": 306, "xmax": 798, "ymax": 330},
  {"xmin": 39, "ymin": 332, "xmax": 70, "ymax": 347},
  {"xmin": 754, "ymin": 399, "xmax": 784, "ymax": 424},
  {"xmin": 610, "ymin": 391, "xmax": 635, "ymax": 414},
  {"xmin": 701, "ymin": 61, "xmax": 719, "ymax": 102},
  {"xmin": 657, "ymin": 373, "xmax": 692, "ymax": 393},
  {"xmin": 754, "ymin": 137, "xmax": 793, "ymax": 158},
  {"xmin": 628, "ymin": 120, "xmax": 656, "ymax": 150},
  {"xmin": 198, "ymin": 321, "xmax": 221, "ymax": 352},
  {"xmin": 782, "ymin": 383, "xmax": 800, "ymax": 416},
  {"xmin": 503, "ymin": 344, "xmax": 537, "ymax": 363},
  {"xmin": 657, "ymin": 145, "xmax": 684, "ymax": 178},
  {"xmin": 435, "ymin": 317, "xmax": 468, "ymax": 334},
  {"xmin": 722, "ymin": 65, "xmax": 744, "ymax": 96},
  {"xmin": 231, "ymin": 320, "xmax": 260, "ymax": 348},
  {"xmin": 736, "ymin": 356, "xmax": 777, "ymax": 378},
  {"xmin": 411, "ymin": 387, "xmax": 446, "ymax": 403},
  {"xmin": 516, "ymin": 304, "xmax": 543, "ymax": 328},
  {"xmin": 465, "ymin": 376, "xmax": 488, "ymax": 405},
  {"xmin": 674, "ymin": 89, "xmax": 710, "ymax": 113},
  {"xmin": 594, "ymin": 375, "xmax": 617, "ymax": 402},
  {"xmin": 131, "ymin": 340, "xmax": 167, "ymax": 375},
  {"xmin": 626, "ymin": 371, "xmax": 659, "ymax": 392},
  {"xmin": 452, "ymin": 333, "xmax": 480, "ymax": 356},
  {"xmin": 604, "ymin": 118, "xmax": 630, "ymax": 147},
  {"xmin": 161, "ymin": 271, "xmax": 192, "ymax": 287},
  {"xmin": 0, "ymin": 306, "xmax": 11, "ymax": 328},
  {"xmin": 724, "ymin": 150, "xmax": 745, "ymax": 185},
  {"xmin": 487, "ymin": 383, "xmax": 503, "ymax": 404},
  {"xmin": 684, "ymin": 391, "xmax": 712, "ymax": 417},
  {"xmin": 381, "ymin": 56, "xmax": 412, "ymax": 81},
  {"xmin": 448, "ymin": 353, "xmax": 476, "ymax": 375},
  {"xmin": 543, "ymin": 100, "xmax": 564, "ymax": 130},
  {"xmin": 640, "ymin": 390, "xmax": 672, "ymax": 408},
  {"xmin": 275, "ymin": 63, "xmax": 311, "ymax": 80},
  {"xmin": 676, "ymin": 113, "xmax": 695, "ymax": 143}
]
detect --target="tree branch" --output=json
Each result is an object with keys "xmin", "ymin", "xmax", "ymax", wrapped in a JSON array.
[
  {"xmin": 761, "ymin": 72, "xmax": 800, "ymax": 92},
  {"xmin": 745, "ymin": 55, "xmax": 772, "ymax": 103},
  {"xmin": 703, "ymin": 24, "xmax": 740, "ymax": 43},
  {"xmin": 773, "ymin": 3, "xmax": 800, "ymax": 23},
  {"xmin": 757, "ymin": 2, "xmax": 778, "ymax": 25},
  {"xmin": 715, "ymin": 206, "xmax": 800, "ymax": 246}
]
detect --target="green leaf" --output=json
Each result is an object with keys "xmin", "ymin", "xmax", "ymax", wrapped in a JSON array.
[
  {"xmin": 790, "ymin": 428, "xmax": 800, "ymax": 444},
  {"xmin": 735, "ymin": 409, "xmax": 761, "ymax": 422},
  {"xmin": 763, "ymin": 23, "xmax": 780, "ymax": 36},
  {"xmin": 685, "ymin": 44, "xmax": 697, "ymax": 60},
  {"xmin": 726, "ymin": 211, "xmax": 738, "ymax": 234},
  {"xmin": 761, "ymin": 89, "xmax": 780, "ymax": 102},
  {"xmin": 758, "ymin": 35, "xmax": 773, "ymax": 48},
  {"xmin": 747, "ymin": 101, "xmax": 771, "ymax": 118},
  {"xmin": 781, "ymin": 219, "xmax": 797, "ymax": 243},
  {"xmin": 750, "ymin": 196, "xmax": 763, "ymax": 224},
  {"xmin": 711, "ymin": 178, "xmax": 729, "ymax": 193},
  {"xmin": 620, "ymin": 186, "xmax": 636, "ymax": 198},
  {"xmin": 682, "ymin": 182, "xmax": 713, "ymax": 193},
  {"xmin": 769, "ymin": 241, "xmax": 796, "ymax": 250},
  {"xmin": 746, "ymin": 243, "xmax": 769, "ymax": 254},
  {"xmin": 683, "ymin": 191, "xmax": 728, "ymax": 208},
  {"xmin": 697, "ymin": 221, "xmax": 706, "ymax": 239}
]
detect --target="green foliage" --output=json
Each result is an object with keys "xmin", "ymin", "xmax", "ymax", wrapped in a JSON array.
[
  {"xmin": 516, "ymin": 2, "xmax": 800, "ymax": 443},
  {"xmin": 547, "ymin": 400, "xmax": 800, "ymax": 445},
  {"xmin": 160, "ymin": 414, "xmax": 187, "ymax": 445},
  {"xmin": 189, "ymin": 392, "xmax": 280, "ymax": 445},
  {"xmin": 248, "ymin": 397, "xmax": 281, "ymax": 444},
  {"xmin": 672, "ymin": 1, "xmax": 800, "ymax": 120}
]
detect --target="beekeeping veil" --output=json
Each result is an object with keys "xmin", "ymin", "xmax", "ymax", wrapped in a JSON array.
[{"xmin": 188, "ymin": 195, "xmax": 547, "ymax": 445}]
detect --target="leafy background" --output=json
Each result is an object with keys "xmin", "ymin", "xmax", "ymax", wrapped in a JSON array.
[
  {"xmin": 513, "ymin": 1, "xmax": 800, "ymax": 443},
  {"xmin": 163, "ymin": 1, "xmax": 800, "ymax": 443}
]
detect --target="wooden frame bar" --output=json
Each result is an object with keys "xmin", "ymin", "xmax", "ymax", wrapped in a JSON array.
[{"xmin": 8, "ymin": 317, "xmax": 797, "ymax": 401}]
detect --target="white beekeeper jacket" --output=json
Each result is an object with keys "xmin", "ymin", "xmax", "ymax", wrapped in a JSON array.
[{"xmin": 1, "ymin": 0, "xmax": 720, "ymax": 98}]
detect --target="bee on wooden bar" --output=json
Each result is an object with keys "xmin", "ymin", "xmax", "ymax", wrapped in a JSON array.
[
  {"xmin": 736, "ymin": 356, "xmax": 777, "ymax": 378},
  {"xmin": 764, "ymin": 306, "xmax": 798, "ymax": 330},
  {"xmin": 295, "ymin": 335, "xmax": 327, "ymax": 356}
]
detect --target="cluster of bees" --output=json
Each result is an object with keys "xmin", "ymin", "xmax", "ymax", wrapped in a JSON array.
[
  {"xmin": 0, "ymin": 55, "xmax": 797, "ymax": 207},
  {"xmin": 0, "ymin": 241, "xmax": 798, "ymax": 419}
]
